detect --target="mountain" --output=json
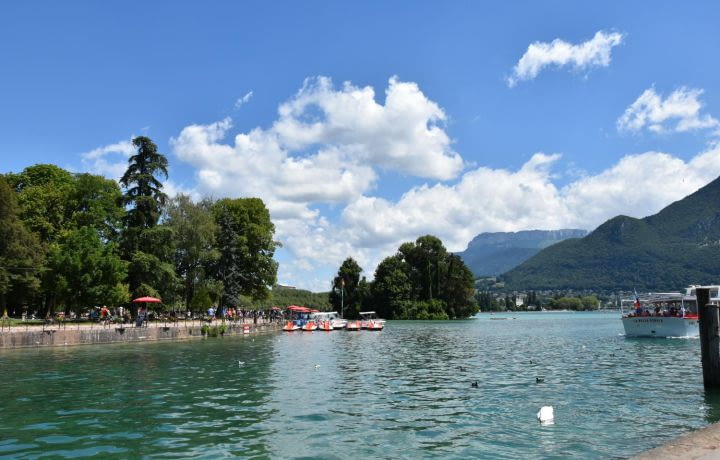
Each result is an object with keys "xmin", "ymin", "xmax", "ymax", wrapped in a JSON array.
[
  {"xmin": 456, "ymin": 229, "xmax": 588, "ymax": 276},
  {"xmin": 502, "ymin": 176, "xmax": 720, "ymax": 291}
]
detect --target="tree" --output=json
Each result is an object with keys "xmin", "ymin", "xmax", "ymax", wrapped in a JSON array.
[
  {"xmin": 165, "ymin": 195, "xmax": 219, "ymax": 308},
  {"xmin": 329, "ymin": 257, "xmax": 364, "ymax": 318},
  {"xmin": 119, "ymin": 136, "xmax": 168, "ymax": 231},
  {"xmin": 371, "ymin": 255, "xmax": 411, "ymax": 319},
  {"xmin": 118, "ymin": 137, "xmax": 175, "ymax": 301},
  {"xmin": 362, "ymin": 235, "xmax": 477, "ymax": 319},
  {"xmin": 212, "ymin": 198, "xmax": 278, "ymax": 306},
  {"xmin": 5, "ymin": 164, "xmax": 75, "ymax": 243},
  {"xmin": 440, "ymin": 254, "xmax": 478, "ymax": 318},
  {"xmin": 47, "ymin": 227, "xmax": 129, "ymax": 313},
  {"xmin": 69, "ymin": 173, "xmax": 124, "ymax": 242},
  {"xmin": 0, "ymin": 176, "xmax": 43, "ymax": 315}
]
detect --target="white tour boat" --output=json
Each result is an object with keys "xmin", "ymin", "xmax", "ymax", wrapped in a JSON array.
[{"xmin": 621, "ymin": 285, "xmax": 720, "ymax": 338}]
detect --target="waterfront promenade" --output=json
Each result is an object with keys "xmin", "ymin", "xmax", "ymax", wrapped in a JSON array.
[
  {"xmin": 632, "ymin": 421, "xmax": 720, "ymax": 459},
  {"xmin": 0, "ymin": 318, "xmax": 281, "ymax": 348}
]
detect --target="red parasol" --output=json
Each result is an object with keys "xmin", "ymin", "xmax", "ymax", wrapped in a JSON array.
[{"xmin": 132, "ymin": 296, "xmax": 162, "ymax": 303}]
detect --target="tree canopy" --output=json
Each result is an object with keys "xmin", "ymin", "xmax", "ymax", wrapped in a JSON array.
[
  {"xmin": 2, "ymin": 146, "xmax": 281, "ymax": 317},
  {"xmin": 330, "ymin": 235, "xmax": 478, "ymax": 320}
]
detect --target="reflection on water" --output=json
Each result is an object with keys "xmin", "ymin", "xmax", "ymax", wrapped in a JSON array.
[{"xmin": 0, "ymin": 313, "xmax": 715, "ymax": 459}]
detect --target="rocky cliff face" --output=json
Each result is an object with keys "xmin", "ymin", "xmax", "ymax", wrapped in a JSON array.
[{"xmin": 456, "ymin": 229, "xmax": 588, "ymax": 276}]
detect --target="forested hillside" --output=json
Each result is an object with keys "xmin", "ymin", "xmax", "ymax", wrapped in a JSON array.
[{"xmin": 502, "ymin": 176, "xmax": 720, "ymax": 291}]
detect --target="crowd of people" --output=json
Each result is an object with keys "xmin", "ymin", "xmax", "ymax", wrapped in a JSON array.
[{"xmin": 632, "ymin": 304, "xmax": 687, "ymax": 317}]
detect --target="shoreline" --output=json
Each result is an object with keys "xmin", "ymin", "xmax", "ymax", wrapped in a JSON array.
[{"xmin": 0, "ymin": 320, "xmax": 282, "ymax": 349}]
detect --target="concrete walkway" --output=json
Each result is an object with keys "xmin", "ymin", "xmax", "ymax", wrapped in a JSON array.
[{"xmin": 631, "ymin": 422, "xmax": 720, "ymax": 459}]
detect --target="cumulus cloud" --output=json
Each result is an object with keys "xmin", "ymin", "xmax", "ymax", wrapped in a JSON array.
[
  {"xmin": 617, "ymin": 87, "xmax": 719, "ymax": 134},
  {"xmin": 508, "ymin": 30, "xmax": 624, "ymax": 87},
  {"xmin": 169, "ymin": 76, "xmax": 720, "ymax": 290},
  {"xmin": 171, "ymin": 76, "xmax": 463, "ymax": 218},
  {"xmin": 259, "ymin": 146, "xmax": 720, "ymax": 289},
  {"xmin": 80, "ymin": 139, "xmax": 135, "ymax": 180},
  {"xmin": 234, "ymin": 91, "xmax": 253, "ymax": 108},
  {"xmin": 341, "ymin": 148, "xmax": 720, "ymax": 258},
  {"xmin": 80, "ymin": 137, "xmax": 193, "ymax": 199}
]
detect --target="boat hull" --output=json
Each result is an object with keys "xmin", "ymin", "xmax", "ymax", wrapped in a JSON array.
[{"xmin": 622, "ymin": 316, "xmax": 699, "ymax": 338}]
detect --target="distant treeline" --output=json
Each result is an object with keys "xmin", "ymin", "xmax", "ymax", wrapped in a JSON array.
[
  {"xmin": 254, "ymin": 286, "xmax": 331, "ymax": 311},
  {"xmin": 0, "ymin": 137, "xmax": 278, "ymax": 317},
  {"xmin": 477, "ymin": 290, "xmax": 600, "ymax": 312}
]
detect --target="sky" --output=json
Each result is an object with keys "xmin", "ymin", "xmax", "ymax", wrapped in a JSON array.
[{"xmin": 2, "ymin": 1, "xmax": 720, "ymax": 291}]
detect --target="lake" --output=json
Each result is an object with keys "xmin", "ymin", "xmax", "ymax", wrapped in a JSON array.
[{"xmin": 0, "ymin": 312, "xmax": 716, "ymax": 459}]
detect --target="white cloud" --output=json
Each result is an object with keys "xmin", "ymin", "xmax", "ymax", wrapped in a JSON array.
[
  {"xmin": 169, "ymin": 76, "xmax": 720, "ymax": 290},
  {"xmin": 80, "ymin": 138, "xmax": 193, "ymax": 200},
  {"xmin": 617, "ymin": 87, "xmax": 719, "ymax": 134},
  {"xmin": 80, "ymin": 139, "xmax": 135, "ymax": 180},
  {"xmin": 508, "ymin": 30, "xmax": 624, "ymax": 87},
  {"xmin": 251, "ymin": 146, "xmax": 720, "ymax": 290},
  {"xmin": 272, "ymin": 76, "xmax": 463, "ymax": 179},
  {"xmin": 341, "ymin": 148, "xmax": 720, "ymax": 261},
  {"xmin": 234, "ymin": 91, "xmax": 253, "ymax": 108},
  {"xmin": 171, "ymin": 76, "xmax": 461, "ymax": 224},
  {"xmin": 171, "ymin": 76, "xmax": 467, "ymax": 287}
]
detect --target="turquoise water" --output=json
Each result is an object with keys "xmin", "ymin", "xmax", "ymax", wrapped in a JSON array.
[{"xmin": 0, "ymin": 312, "xmax": 716, "ymax": 459}]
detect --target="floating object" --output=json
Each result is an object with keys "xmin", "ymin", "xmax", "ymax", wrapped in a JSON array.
[
  {"xmin": 471, "ymin": 381, "xmax": 478, "ymax": 388},
  {"xmin": 459, "ymin": 366, "xmax": 466, "ymax": 372},
  {"xmin": 301, "ymin": 320, "xmax": 318, "ymax": 332},
  {"xmin": 238, "ymin": 361, "xmax": 245, "ymax": 367},
  {"xmin": 537, "ymin": 406, "xmax": 554, "ymax": 424},
  {"xmin": 536, "ymin": 377, "xmax": 544, "ymax": 384},
  {"xmin": 315, "ymin": 364, "xmax": 321, "ymax": 369},
  {"xmin": 282, "ymin": 321, "xmax": 300, "ymax": 332}
]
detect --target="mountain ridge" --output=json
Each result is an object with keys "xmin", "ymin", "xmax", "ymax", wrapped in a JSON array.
[
  {"xmin": 456, "ymin": 229, "xmax": 588, "ymax": 276},
  {"xmin": 501, "ymin": 176, "xmax": 720, "ymax": 291}
]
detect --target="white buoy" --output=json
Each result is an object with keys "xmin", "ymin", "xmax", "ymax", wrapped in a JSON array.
[
  {"xmin": 537, "ymin": 406, "xmax": 554, "ymax": 424},
  {"xmin": 315, "ymin": 364, "xmax": 321, "ymax": 369}
]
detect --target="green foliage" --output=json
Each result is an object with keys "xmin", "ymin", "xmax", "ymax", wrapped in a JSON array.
[
  {"xmin": 212, "ymin": 198, "xmax": 278, "ymax": 304},
  {"xmin": 190, "ymin": 285, "xmax": 213, "ymax": 311},
  {"xmin": 329, "ymin": 257, "xmax": 364, "ymax": 318},
  {"xmin": 200, "ymin": 323, "xmax": 225, "ymax": 337},
  {"xmin": 165, "ymin": 195, "xmax": 219, "ymax": 308},
  {"xmin": 547, "ymin": 295, "xmax": 599, "ymax": 311},
  {"xmin": 370, "ymin": 235, "xmax": 478, "ymax": 319},
  {"xmin": 5, "ymin": 164, "xmax": 75, "ymax": 243},
  {"xmin": 120, "ymin": 136, "xmax": 168, "ymax": 230},
  {"xmin": 119, "ymin": 137, "xmax": 177, "ymax": 300},
  {"xmin": 0, "ymin": 176, "xmax": 43, "ymax": 315},
  {"xmin": 254, "ymin": 285, "xmax": 331, "ymax": 311},
  {"xmin": 47, "ymin": 227, "xmax": 129, "ymax": 311},
  {"xmin": 503, "ymin": 177, "xmax": 720, "ymax": 291}
]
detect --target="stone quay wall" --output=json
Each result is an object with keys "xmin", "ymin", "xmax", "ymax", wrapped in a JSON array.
[{"xmin": 0, "ymin": 321, "xmax": 281, "ymax": 349}]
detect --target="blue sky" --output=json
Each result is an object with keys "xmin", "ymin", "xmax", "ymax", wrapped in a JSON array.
[{"xmin": 2, "ymin": 1, "xmax": 720, "ymax": 291}]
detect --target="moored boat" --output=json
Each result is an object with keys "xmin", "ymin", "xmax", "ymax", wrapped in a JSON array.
[
  {"xmin": 301, "ymin": 320, "xmax": 318, "ymax": 331},
  {"xmin": 311, "ymin": 312, "xmax": 341, "ymax": 331},
  {"xmin": 359, "ymin": 311, "xmax": 385, "ymax": 331},
  {"xmin": 346, "ymin": 320, "xmax": 361, "ymax": 331},
  {"xmin": 282, "ymin": 320, "xmax": 300, "ymax": 332}
]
